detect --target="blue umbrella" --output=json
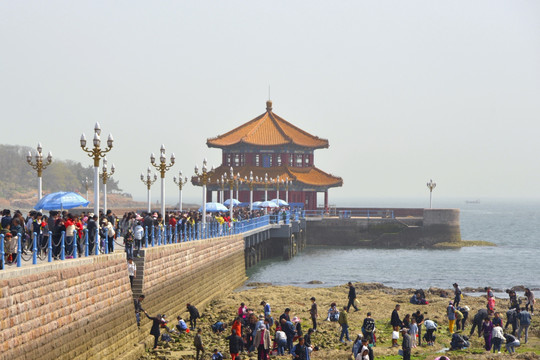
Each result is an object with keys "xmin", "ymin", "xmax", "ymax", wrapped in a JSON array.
[
  {"xmin": 260, "ymin": 201, "xmax": 279, "ymax": 208},
  {"xmin": 223, "ymin": 198, "xmax": 241, "ymax": 206},
  {"xmin": 198, "ymin": 202, "xmax": 228, "ymax": 212},
  {"xmin": 252, "ymin": 201, "xmax": 263, "ymax": 209},
  {"xmin": 34, "ymin": 191, "xmax": 90, "ymax": 210},
  {"xmin": 270, "ymin": 198, "xmax": 289, "ymax": 206}
]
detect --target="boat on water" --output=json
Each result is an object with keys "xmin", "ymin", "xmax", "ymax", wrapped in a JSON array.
[{"xmin": 465, "ymin": 200, "xmax": 481, "ymax": 204}]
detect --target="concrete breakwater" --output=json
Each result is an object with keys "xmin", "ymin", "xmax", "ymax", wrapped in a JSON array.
[{"xmin": 306, "ymin": 208, "xmax": 461, "ymax": 247}]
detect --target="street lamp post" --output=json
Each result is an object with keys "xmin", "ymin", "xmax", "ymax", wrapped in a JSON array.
[
  {"xmin": 151, "ymin": 145, "xmax": 175, "ymax": 217},
  {"xmin": 244, "ymin": 171, "xmax": 258, "ymax": 211},
  {"xmin": 80, "ymin": 122, "xmax": 114, "ymax": 216},
  {"xmin": 274, "ymin": 175, "xmax": 281, "ymax": 205},
  {"xmin": 140, "ymin": 167, "xmax": 158, "ymax": 213},
  {"xmin": 284, "ymin": 179, "xmax": 292, "ymax": 204},
  {"xmin": 26, "ymin": 142, "xmax": 52, "ymax": 200},
  {"xmin": 82, "ymin": 177, "xmax": 90, "ymax": 201},
  {"xmin": 223, "ymin": 167, "xmax": 235, "ymax": 218},
  {"xmin": 194, "ymin": 158, "xmax": 213, "ymax": 228},
  {"xmin": 173, "ymin": 171, "xmax": 188, "ymax": 212},
  {"xmin": 218, "ymin": 176, "xmax": 225, "ymax": 203},
  {"xmin": 427, "ymin": 179, "xmax": 437, "ymax": 209},
  {"xmin": 234, "ymin": 172, "xmax": 242, "ymax": 200},
  {"xmin": 100, "ymin": 157, "xmax": 115, "ymax": 215}
]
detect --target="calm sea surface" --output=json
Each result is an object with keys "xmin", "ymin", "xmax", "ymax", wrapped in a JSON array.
[{"xmin": 246, "ymin": 198, "xmax": 540, "ymax": 291}]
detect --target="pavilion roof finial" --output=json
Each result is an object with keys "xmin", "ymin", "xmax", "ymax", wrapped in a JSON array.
[{"xmin": 266, "ymin": 100, "xmax": 273, "ymax": 112}]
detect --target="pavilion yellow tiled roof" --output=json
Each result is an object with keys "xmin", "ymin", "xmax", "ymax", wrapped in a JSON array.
[
  {"xmin": 207, "ymin": 101, "xmax": 329, "ymax": 149},
  {"xmin": 207, "ymin": 165, "xmax": 343, "ymax": 188}
]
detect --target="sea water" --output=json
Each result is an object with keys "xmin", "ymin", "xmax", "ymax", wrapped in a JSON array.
[{"xmin": 246, "ymin": 198, "xmax": 540, "ymax": 291}]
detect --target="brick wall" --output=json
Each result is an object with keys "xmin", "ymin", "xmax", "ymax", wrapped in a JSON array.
[
  {"xmin": 0, "ymin": 253, "xmax": 139, "ymax": 360},
  {"xmin": 0, "ymin": 234, "xmax": 246, "ymax": 360},
  {"xmin": 139, "ymin": 234, "xmax": 246, "ymax": 330}
]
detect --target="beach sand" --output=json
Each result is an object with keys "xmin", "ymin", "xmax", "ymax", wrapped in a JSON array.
[{"xmin": 139, "ymin": 282, "xmax": 539, "ymax": 360}]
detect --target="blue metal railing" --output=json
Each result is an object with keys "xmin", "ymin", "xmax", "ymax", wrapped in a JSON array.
[
  {"xmin": 1, "ymin": 210, "xmax": 304, "ymax": 269},
  {"xmin": 303, "ymin": 209, "xmax": 395, "ymax": 219}
]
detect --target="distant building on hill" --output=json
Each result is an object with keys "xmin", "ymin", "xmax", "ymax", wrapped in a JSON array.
[{"xmin": 193, "ymin": 100, "xmax": 342, "ymax": 210}]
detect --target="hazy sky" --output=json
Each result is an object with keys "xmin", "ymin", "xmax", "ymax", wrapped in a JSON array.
[{"xmin": 1, "ymin": 1, "xmax": 539, "ymax": 206}]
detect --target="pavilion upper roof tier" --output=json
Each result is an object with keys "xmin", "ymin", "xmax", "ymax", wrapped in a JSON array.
[
  {"xmin": 206, "ymin": 101, "xmax": 329, "ymax": 149},
  {"xmin": 204, "ymin": 165, "xmax": 343, "ymax": 188}
]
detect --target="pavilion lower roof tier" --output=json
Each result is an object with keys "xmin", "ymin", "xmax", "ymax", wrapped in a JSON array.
[
  {"xmin": 206, "ymin": 101, "xmax": 329, "ymax": 149},
  {"xmin": 193, "ymin": 165, "xmax": 343, "ymax": 189}
]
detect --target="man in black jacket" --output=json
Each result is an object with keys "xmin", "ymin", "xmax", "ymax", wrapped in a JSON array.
[
  {"xmin": 87, "ymin": 214, "xmax": 98, "ymax": 255},
  {"xmin": 391, "ymin": 304, "xmax": 402, "ymax": 347},
  {"xmin": 187, "ymin": 303, "xmax": 200, "ymax": 330},
  {"xmin": 346, "ymin": 282, "xmax": 359, "ymax": 312}
]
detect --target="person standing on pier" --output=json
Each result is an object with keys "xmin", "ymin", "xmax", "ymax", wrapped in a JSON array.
[{"xmin": 346, "ymin": 282, "xmax": 359, "ymax": 312}]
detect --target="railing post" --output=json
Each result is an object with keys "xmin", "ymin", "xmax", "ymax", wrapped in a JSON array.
[
  {"xmin": 0, "ymin": 234, "xmax": 4, "ymax": 269},
  {"xmin": 60, "ymin": 231, "xmax": 65, "ymax": 260},
  {"xmin": 104, "ymin": 228, "xmax": 109, "ymax": 254},
  {"xmin": 16, "ymin": 233, "xmax": 22, "ymax": 267},
  {"xmin": 73, "ymin": 232, "xmax": 78, "ymax": 259},
  {"xmin": 158, "ymin": 227, "xmax": 162, "ymax": 246},
  {"xmin": 85, "ymin": 229, "xmax": 89, "ymax": 257},
  {"xmin": 32, "ymin": 232, "xmax": 37, "ymax": 264},
  {"xmin": 145, "ymin": 226, "xmax": 149, "ymax": 248},
  {"xmin": 151, "ymin": 225, "xmax": 155, "ymax": 247},
  {"xmin": 94, "ymin": 231, "xmax": 99, "ymax": 256},
  {"xmin": 48, "ymin": 231, "xmax": 53, "ymax": 262},
  {"xmin": 175, "ymin": 225, "xmax": 178, "ymax": 243}
]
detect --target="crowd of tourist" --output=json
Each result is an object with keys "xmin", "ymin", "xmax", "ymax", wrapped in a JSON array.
[
  {"xmin": 134, "ymin": 282, "xmax": 535, "ymax": 360},
  {"xmin": 0, "ymin": 205, "xmax": 294, "ymax": 268}
]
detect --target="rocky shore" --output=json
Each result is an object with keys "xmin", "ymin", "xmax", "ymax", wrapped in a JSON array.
[{"xmin": 138, "ymin": 283, "xmax": 539, "ymax": 360}]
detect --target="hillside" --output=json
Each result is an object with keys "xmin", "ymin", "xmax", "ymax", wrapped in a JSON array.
[{"xmin": 0, "ymin": 144, "xmax": 133, "ymax": 210}]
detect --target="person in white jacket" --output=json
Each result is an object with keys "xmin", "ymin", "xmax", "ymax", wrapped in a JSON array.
[{"xmin": 491, "ymin": 325, "xmax": 504, "ymax": 353}]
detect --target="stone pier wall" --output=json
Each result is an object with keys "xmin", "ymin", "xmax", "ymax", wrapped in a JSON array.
[
  {"xmin": 0, "ymin": 253, "xmax": 139, "ymax": 360},
  {"xmin": 139, "ymin": 234, "xmax": 246, "ymax": 329},
  {"xmin": 0, "ymin": 234, "xmax": 247, "ymax": 360}
]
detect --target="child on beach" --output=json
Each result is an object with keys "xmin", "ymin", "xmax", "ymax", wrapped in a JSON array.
[{"xmin": 409, "ymin": 318, "xmax": 418, "ymax": 348}]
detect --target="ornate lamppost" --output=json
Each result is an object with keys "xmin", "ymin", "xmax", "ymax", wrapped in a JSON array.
[
  {"xmin": 82, "ymin": 177, "xmax": 90, "ymax": 201},
  {"xmin": 234, "ymin": 172, "xmax": 242, "ymax": 200},
  {"xmin": 427, "ymin": 179, "xmax": 437, "ymax": 209},
  {"xmin": 217, "ymin": 176, "xmax": 225, "ymax": 203},
  {"xmin": 80, "ymin": 122, "xmax": 114, "ymax": 216},
  {"xmin": 26, "ymin": 142, "xmax": 52, "ymax": 200},
  {"xmin": 284, "ymin": 179, "xmax": 292, "ymax": 204},
  {"xmin": 140, "ymin": 167, "xmax": 157, "ymax": 213},
  {"xmin": 223, "ymin": 167, "xmax": 235, "ymax": 218},
  {"xmin": 274, "ymin": 175, "xmax": 281, "ymax": 205},
  {"xmin": 100, "ymin": 157, "xmax": 115, "ymax": 215},
  {"xmin": 194, "ymin": 158, "xmax": 213, "ymax": 228},
  {"xmin": 150, "ymin": 144, "xmax": 175, "ymax": 217},
  {"xmin": 173, "ymin": 171, "xmax": 188, "ymax": 212},
  {"xmin": 263, "ymin": 173, "xmax": 269, "ymax": 202},
  {"xmin": 244, "ymin": 171, "xmax": 258, "ymax": 211}
]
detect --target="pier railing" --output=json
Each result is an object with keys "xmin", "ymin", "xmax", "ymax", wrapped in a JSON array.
[
  {"xmin": 0, "ymin": 209, "xmax": 302, "ymax": 269},
  {"xmin": 304, "ymin": 209, "xmax": 395, "ymax": 219}
]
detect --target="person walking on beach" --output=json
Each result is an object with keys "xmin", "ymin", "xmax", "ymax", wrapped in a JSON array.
[
  {"xmin": 143, "ymin": 311, "xmax": 165, "ymax": 350},
  {"xmin": 447, "ymin": 301, "xmax": 456, "ymax": 334},
  {"xmin": 253, "ymin": 323, "xmax": 271, "ymax": 360},
  {"xmin": 481, "ymin": 316, "xmax": 493, "ymax": 351},
  {"xmin": 524, "ymin": 288, "xmax": 535, "ymax": 315},
  {"xmin": 401, "ymin": 328, "xmax": 412, "ymax": 360},
  {"xmin": 453, "ymin": 283, "xmax": 462, "ymax": 307},
  {"xmin": 347, "ymin": 282, "xmax": 359, "ymax": 312},
  {"xmin": 338, "ymin": 306, "xmax": 351, "ymax": 342},
  {"xmin": 194, "ymin": 328, "xmax": 205, "ymax": 359},
  {"xmin": 424, "ymin": 318, "xmax": 437, "ymax": 346},
  {"xmin": 470, "ymin": 308, "xmax": 488, "ymax": 337},
  {"xmin": 412, "ymin": 310, "xmax": 424, "ymax": 346},
  {"xmin": 226, "ymin": 328, "xmax": 242, "ymax": 360},
  {"xmin": 309, "ymin": 297, "xmax": 318, "ymax": 331},
  {"xmin": 187, "ymin": 303, "xmax": 200, "ymax": 330},
  {"xmin": 281, "ymin": 318, "xmax": 296, "ymax": 354},
  {"xmin": 362, "ymin": 312, "xmax": 376, "ymax": 344},
  {"xmin": 391, "ymin": 304, "xmax": 402, "ymax": 347},
  {"xmin": 516, "ymin": 307, "xmax": 532, "ymax": 344}
]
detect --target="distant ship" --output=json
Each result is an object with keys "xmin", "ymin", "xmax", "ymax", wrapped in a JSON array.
[{"xmin": 465, "ymin": 200, "xmax": 481, "ymax": 204}]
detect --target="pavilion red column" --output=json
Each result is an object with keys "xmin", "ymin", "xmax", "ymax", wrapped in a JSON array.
[{"xmin": 324, "ymin": 190, "xmax": 328, "ymax": 212}]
